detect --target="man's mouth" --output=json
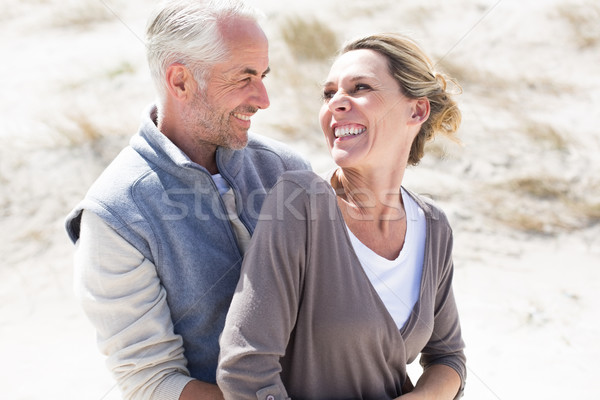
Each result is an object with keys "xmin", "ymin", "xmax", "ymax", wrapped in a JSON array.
[{"xmin": 233, "ymin": 113, "xmax": 252, "ymax": 121}]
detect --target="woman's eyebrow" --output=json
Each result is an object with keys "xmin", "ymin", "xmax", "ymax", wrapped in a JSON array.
[{"xmin": 321, "ymin": 74, "xmax": 376, "ymax": 87}]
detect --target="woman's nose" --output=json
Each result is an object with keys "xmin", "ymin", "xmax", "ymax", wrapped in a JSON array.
[{"xmin": 328, "ymin": 91, "xmax": 350, "ymax": 112}]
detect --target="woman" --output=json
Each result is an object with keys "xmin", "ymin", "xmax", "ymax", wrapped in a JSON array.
[{"xmin": 217, "ymin": 33, "xmax": 466, "ymax": 400}]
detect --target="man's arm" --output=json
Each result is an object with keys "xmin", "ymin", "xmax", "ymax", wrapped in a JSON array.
[
  {"xmin": 75, "ymin": 211, "xmax": 195, "ymax": 399},
  {"xmin": 180, "ymin": 380, "xmax": 224, "ymax": 400}
]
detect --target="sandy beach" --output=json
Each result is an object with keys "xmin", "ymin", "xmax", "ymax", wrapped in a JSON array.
[{"xmin": 1, "ymin": 0, "xmax": 599, "ymax": 398}]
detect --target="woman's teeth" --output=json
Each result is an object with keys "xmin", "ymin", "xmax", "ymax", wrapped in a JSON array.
[{"xmin": 334, "ymin": 126, "xmax": 366, "ymax": 138}]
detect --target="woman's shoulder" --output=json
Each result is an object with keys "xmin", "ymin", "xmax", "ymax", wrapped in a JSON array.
[
  {"xmin": 402, "ymin": 187, "xmax": 451, "ymax": 227},
  {"xmin": 277, "ymin": 169, "xmax": 332, "ymax": 193},
  {"xmin": 260, "ymin": 169, "xmax": 339, "ymax": 224}
]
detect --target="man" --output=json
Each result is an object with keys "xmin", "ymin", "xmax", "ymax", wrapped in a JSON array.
[{"xmin": 65, "ymin": 1, "xmax": 310, "ymax": 399}]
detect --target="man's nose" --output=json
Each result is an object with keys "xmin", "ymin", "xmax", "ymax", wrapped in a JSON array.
[{"xmin": 252, "ymin": 80, "xmax": 270, "ymax": 110}]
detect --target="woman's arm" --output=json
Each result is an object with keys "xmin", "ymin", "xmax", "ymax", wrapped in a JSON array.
[
  {"xmin": 398, "ymin": 364, "xmax": 461, "ymax": 400},
  {"xmin": 416, "ymin": 221, "xmax": 466, "ymax": 399},
  {"xmin": 217, "ymin": 177, "xmax": 310, "ymax": 400}
]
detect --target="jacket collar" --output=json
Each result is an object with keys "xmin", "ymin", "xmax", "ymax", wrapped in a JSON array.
[{"xmin": 131, "ymin": 104, "xmax": 245, "ymax": 179}]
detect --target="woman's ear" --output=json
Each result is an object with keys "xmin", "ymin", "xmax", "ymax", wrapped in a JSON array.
[
  {"xmin": 165, "ymin": 63, "xmax": 195, "ymax": 101},
  {"xmin": 409, "ymin": 98, "xmax": 430, "ymax": 124}
]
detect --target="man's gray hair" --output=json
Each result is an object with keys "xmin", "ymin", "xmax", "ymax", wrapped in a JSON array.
[{"xmin": 146, "ymin": 0, "xmax": 263, "ymax": 102}]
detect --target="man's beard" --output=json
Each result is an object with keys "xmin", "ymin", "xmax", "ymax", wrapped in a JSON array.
[{"xmin": 189, "ymin": 90, "xmax": 253, "ymax": 151}]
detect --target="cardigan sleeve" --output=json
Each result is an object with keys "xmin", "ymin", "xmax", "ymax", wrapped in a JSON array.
[
  {"xmin": 74, "ymin": 211, "xmax": 194, "ymax": 400},
  {"xmin": 419, "ymin": 227, "xmax": 467, "ymax": 398},
  {"xmin": 217, "ymin": 176, "xmax": 310, "ymax": 400}
]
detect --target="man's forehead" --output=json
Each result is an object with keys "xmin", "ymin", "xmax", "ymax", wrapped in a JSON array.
[{"xmin": 221, "ymin": 63, "xmax": 270, "ymax": 77}]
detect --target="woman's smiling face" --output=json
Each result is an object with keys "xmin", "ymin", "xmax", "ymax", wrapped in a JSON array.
[{"xmin": 319, "ymin": 49, "xmax": 421, "ymax": 170}]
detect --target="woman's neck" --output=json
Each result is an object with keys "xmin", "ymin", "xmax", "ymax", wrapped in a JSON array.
[
  {"xmin": 332, "ymin": 166, "xmax": 409, "ymax": 260},
  {"xmin": 332, "ymin": 166, "xmax": 406, "ymax": 221}
]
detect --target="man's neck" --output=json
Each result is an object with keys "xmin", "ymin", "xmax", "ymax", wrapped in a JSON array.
[
  {"xmin": 156, "ymin": 106, "xmax": 219, "ymax": 174},
  {"xmin": 191, "ymin": 146, "xmax": 219, "ymax": 174}
]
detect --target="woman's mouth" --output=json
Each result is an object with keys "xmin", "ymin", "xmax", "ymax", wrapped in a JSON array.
[{"xmin": 334, "ymin": 124, "xmax": 366, "ymax": 138}]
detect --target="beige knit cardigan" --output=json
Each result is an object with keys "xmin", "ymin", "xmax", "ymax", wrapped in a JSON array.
[{"xmin": 217, "ymin": 170, "xmax": 466, "ymax": 400}]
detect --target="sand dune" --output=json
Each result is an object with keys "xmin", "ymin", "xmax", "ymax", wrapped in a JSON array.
[{"xmin": 1, "ymin": 0, "xmax": 598, "ymax": 398}]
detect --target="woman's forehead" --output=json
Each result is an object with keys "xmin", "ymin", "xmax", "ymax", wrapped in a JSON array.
[{"xmin": 325, "ymin": 49, "xmax": 390, "ymax": 82}]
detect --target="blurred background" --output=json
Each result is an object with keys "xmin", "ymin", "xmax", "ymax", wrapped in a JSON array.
[{"xmin": 1, "ymin": 0, "xmax": 599, "ymax": 398}]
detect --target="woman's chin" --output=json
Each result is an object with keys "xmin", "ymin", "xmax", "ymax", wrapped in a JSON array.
[
  {"xmin": 331, "ymin": 154, "xmax": 352, "ymax": 168},
  {"xmin": 330, "ymin": 148, "xmax": 364, "ymax": 169}
]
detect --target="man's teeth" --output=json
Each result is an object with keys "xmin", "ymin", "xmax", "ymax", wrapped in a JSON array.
[
  {"xmin": 335, "ymin": 126, "xmax": 366, "ymax": 138},
  {"xmin": 234, "ymin": 113, "xmax": 251, "ymax": 121}
]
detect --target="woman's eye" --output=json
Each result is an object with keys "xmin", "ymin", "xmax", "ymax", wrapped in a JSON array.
[
  {"xmin": 322, "ymin": 90, "xmax": 336, "ymax": 100},
  {"xmin": 354, "ymin": 83, "xmax": 371, "ymax": 92}
]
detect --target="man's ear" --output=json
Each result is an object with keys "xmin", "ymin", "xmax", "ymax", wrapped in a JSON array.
[
  {"xmin": 165, "ymin": 63, "xmax": 195, "ymax": 100},
  {"xmin": 409, "ymin": 98, "xmax": 430, "ymax": 124}
]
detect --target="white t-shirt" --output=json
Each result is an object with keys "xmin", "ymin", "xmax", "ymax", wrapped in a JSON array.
[
  {"xmin": 346, "ymin": 188, "xmax": 426, "ymax": 329},
  {"xmin": 212, "ymin": 173, "xmax": 251, "ymax": 254}
]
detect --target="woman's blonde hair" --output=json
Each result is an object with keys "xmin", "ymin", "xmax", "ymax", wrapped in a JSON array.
[{"xmin": 341, "ymin": 33, "xmax": 461, "ymax": 165}]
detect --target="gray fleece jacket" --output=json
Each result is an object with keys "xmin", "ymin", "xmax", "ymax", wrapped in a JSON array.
[{"xmin": 65, "ymin": 104, "xmax": 310, "ymax": 384}]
